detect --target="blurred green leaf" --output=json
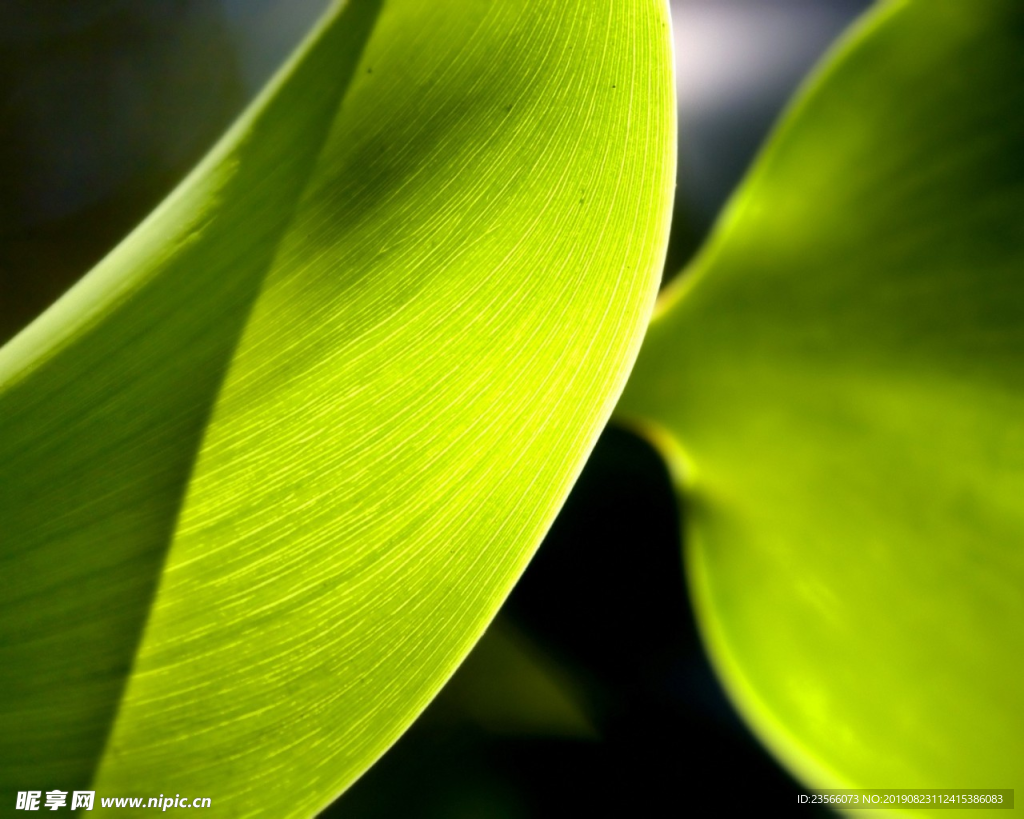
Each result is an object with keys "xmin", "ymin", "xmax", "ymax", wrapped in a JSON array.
[
  {"xmin": 436, "ymin": 617, "xmax": 598, "ymax": 740},
  {"xmin": 0, "ymin": 0, "xmax": 674, "ymax": 813},
  {"xmin": 619, "ymin": 0, "xmax": 1024, "ymax": 803}
]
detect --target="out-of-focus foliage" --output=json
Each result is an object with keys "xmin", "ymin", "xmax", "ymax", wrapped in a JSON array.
[
  {"xmin": 0, "ymin": 0, "xmax": 675, "ymax": 814},
  {"xmin": 619, "ymin": 0, "xmax": 1024, "ymax": 809}
]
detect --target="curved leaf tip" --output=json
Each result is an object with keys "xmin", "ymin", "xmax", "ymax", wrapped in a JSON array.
[{"xmin": 0, "ymin": 0, "xmax": 675, "ymax": 814}]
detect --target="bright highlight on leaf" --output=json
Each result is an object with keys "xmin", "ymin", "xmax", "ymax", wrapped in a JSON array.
[
  {"xmin": 619, "ymin": 0, "xmax": 1024, "ymax": 804},
  {"xmin": 0, "ymin": 0, "xmax": 674, "ymax": 814}
]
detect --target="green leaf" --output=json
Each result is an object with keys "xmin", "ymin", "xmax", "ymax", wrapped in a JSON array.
[
  {"xmin": 618, "ymin": 0, "xmax": 1024, "ymax": 800},
  {"xmin": 435, "ymin": 616, "xmax": 598, "ymax": 740},
  {"xmin": 0, "ymin": 0, "xmax": 674, "ymax": 813}
]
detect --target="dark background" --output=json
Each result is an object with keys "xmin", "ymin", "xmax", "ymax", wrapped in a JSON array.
[{"xmin": 1, "ymin": 1, "xmax": 872, "ymax": 815}]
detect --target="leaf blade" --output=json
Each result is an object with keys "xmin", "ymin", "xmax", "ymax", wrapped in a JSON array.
[
  {"xmin": 620, "ymin": 0, "xmax": 1024, "ymax": 799},
  {"xmin": 0, "ymin": 0, "xmax": 383, "ymax": 791},
  {"xmin": 1, "ymin": 0, "xmax": 676, "ymax": 813}
]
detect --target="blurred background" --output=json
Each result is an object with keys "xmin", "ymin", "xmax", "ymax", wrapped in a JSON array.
[{"xmin": 0, "ymin": 1, "xmax": 872, "ymax": 814}]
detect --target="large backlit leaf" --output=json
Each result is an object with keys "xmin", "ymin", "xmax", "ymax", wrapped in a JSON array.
[
  {"xmin": 618, "ymin": 0, "xmax": 1024, "ymax": 802},
  {"xmin": 0, "ymin": 0, "xmax": 674, "ymax": 813}
]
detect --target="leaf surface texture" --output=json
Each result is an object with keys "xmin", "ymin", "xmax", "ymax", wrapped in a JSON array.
[{"xmin": 0, "ymin": 0, "xmax": 675, "ymax": 812}]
